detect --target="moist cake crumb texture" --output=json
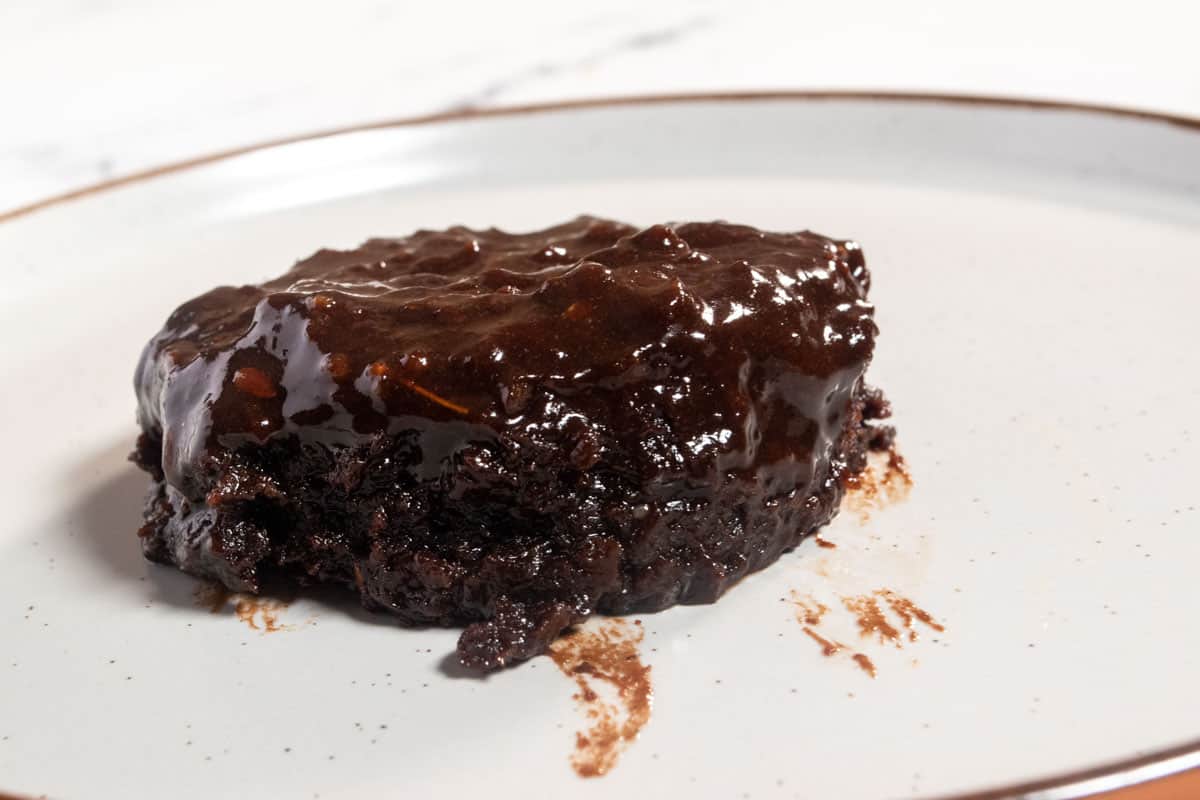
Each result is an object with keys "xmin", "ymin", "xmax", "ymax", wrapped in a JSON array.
[{"xmin": 132, "ymin": 216, "xmax": 893, "ymax": 669}]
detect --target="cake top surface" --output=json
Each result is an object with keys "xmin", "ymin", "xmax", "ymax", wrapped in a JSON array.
[{"xmin": 137, "ymin": 217, "xmax": 876, "ymax": 491}]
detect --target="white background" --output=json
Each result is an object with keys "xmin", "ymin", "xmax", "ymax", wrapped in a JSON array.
[{"xmin": 2, "ymin": 0, "xmax": 1198, "ymax": 213}]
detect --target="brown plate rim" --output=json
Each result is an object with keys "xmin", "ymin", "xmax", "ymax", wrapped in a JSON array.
[
  {"xmin": 1, "ymin": 89, "xmax": 1198, "ymax": 225},
  {"xmin": 2, "ymin": 89, "xmax": 1198, "ymax": 800}
]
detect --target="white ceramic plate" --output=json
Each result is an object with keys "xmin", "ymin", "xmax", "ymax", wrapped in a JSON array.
[{"xmin": 2, "ymin": 94, "xmax": 1199, "ymax": 800}]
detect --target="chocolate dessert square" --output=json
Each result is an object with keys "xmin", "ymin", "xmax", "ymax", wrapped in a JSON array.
[{"xmin": 133, "ymin": 217, "xmax": 892, "ymax": 669}]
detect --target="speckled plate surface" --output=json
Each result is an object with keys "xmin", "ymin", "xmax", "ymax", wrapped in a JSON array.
[{"xmin": 1, "ymin": 94, "xmax": 1199, "ymax": 800}]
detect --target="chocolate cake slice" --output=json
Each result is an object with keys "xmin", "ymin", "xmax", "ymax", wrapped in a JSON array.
[{"xmin": 132, "ymin": 217, "xmax": 893, "ymax": 669}]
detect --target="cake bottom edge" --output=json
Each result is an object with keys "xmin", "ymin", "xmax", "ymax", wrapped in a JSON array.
[{"xmin": 131, "ymin": 387, "xmax": 894, "ymax": 670}]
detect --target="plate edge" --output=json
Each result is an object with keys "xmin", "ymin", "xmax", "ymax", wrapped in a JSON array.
[{"xmin": 2, "ymin": 89, "xmax": 1199, "ymax": 225}]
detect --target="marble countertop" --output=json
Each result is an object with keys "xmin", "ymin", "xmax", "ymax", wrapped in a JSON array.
[{"xmin": 2, "ymin": 0, "xmax": 1198, "ymax": 212}]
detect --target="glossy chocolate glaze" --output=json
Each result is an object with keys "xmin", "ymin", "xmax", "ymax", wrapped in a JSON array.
[{"xmin": 133, "ymin": 216, "xmax": 888, "ymax": 669}]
